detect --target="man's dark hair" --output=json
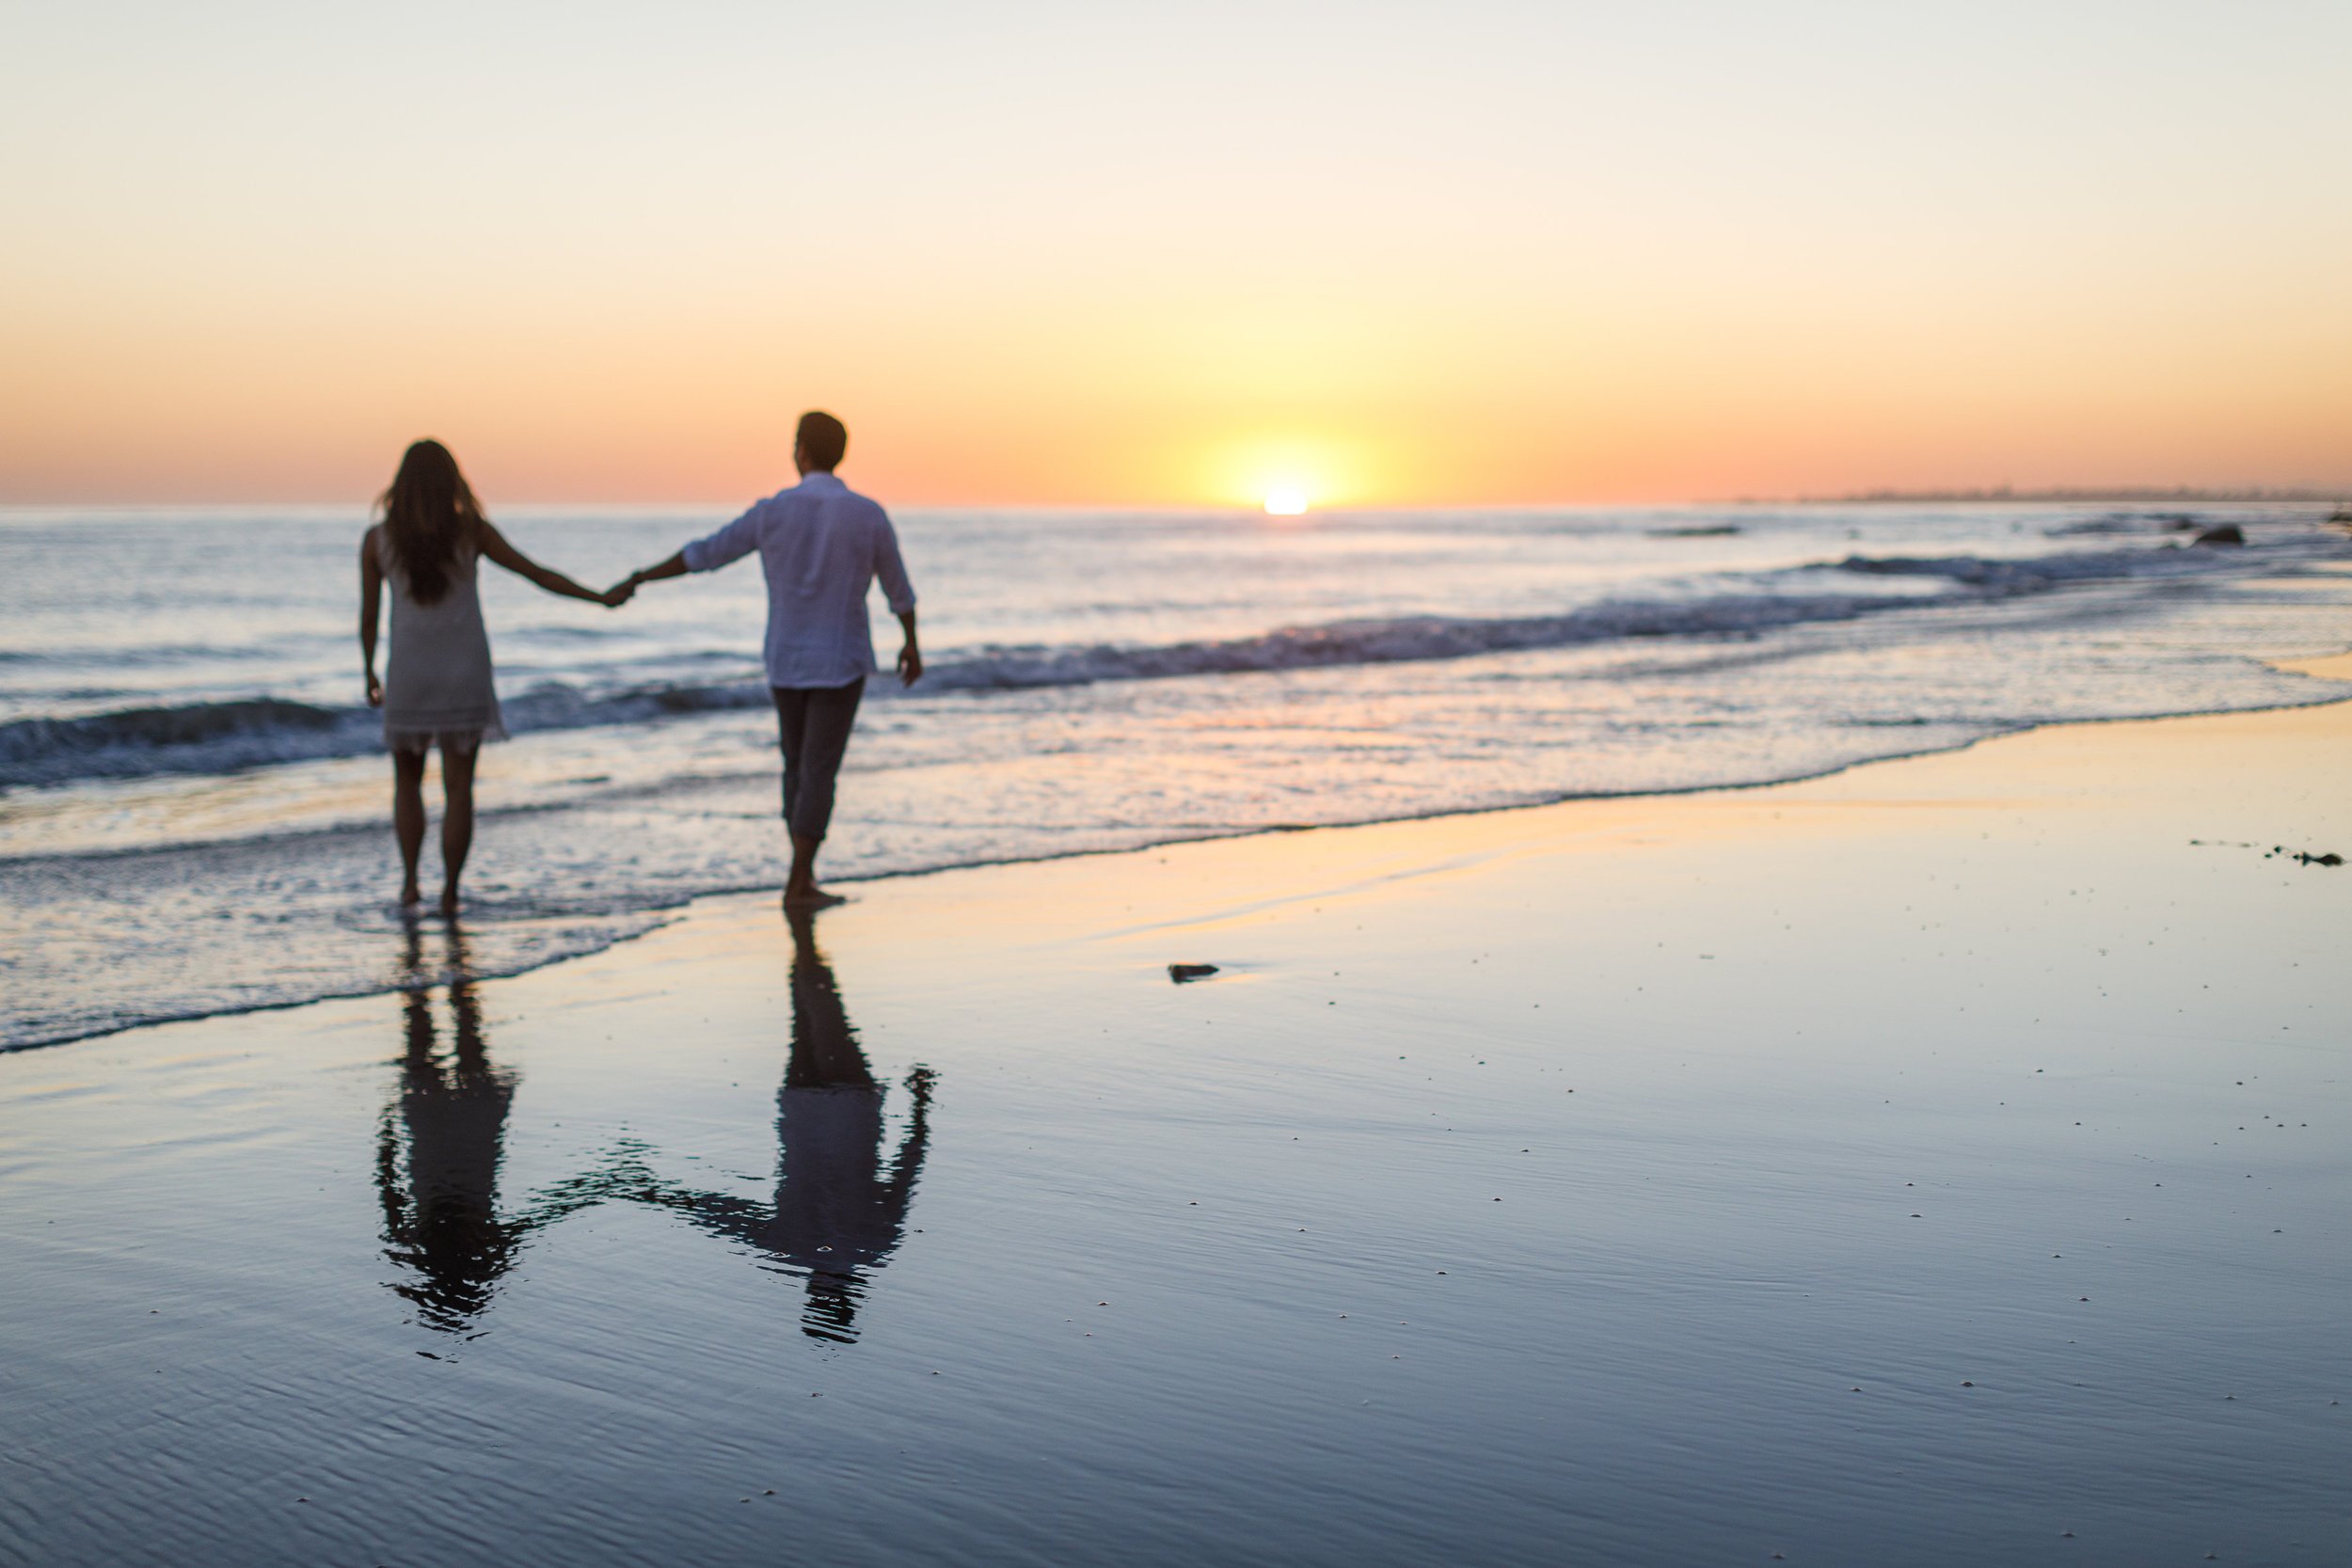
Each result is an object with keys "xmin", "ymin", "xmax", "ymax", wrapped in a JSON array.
[{"xmin": 797, "ymin": 411, "xmax": 849, "ymax": 472}]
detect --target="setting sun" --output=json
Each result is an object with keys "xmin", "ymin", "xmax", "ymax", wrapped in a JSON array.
[{"xmin": 1263, "ymin": 486, "xmax": 1310, "ymax": 516}]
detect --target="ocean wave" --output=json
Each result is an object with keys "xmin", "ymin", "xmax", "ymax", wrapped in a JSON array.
[
  {"xmin": 914, "ymin": 542, "xmax": 2263, "ymax": 690},
  {"xmin": 2042, "ymin": 513, "xmax": 2205, "ymax": 537},
  {"xmin": 0, "ymin": 684, "xmax": 787, "ymax": 789},
  {"xmin": 0, "ymin": 540, "xmax": 2303, "ymax": 790},
  {"xmin": 917, "ymin": 592, "xmax": 1908, "ymax": 690},
  {"xmin": 0, "ymin": 698, "xmax": 377, "ymax": 788},
  {"xmin": 1830, "ymin": 543, "xmax": 2244, "ymax": 589}
]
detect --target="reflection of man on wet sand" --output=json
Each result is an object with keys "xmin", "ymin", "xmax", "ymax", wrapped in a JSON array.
[{"xmin": 645, "ymin": 908, "xmax": 934, "ymax": 1342}]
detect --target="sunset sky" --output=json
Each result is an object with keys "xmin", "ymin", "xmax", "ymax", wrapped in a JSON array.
[{"xmin": 3, "ymin": 1, "xmax": 2346, "ymax": 507}]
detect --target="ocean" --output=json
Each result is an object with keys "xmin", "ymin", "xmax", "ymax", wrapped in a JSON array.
[{"xmin": 3, "ymin": 499, "xmax": 2346, "ymax": 1050}]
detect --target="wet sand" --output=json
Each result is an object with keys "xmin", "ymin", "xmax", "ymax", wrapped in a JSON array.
[{"xmin": 4, "ymin": 667, "xmax": 2348, "ymax": 1566}]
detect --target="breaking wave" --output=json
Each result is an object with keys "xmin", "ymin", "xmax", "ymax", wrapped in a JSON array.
[{"xmin": 0, "ymin": 540, "xmax": 2295, "ymax": 790}]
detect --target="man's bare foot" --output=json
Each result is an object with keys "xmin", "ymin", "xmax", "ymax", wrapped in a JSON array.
[
  {"xmin": 782, "ymin": 884, "xmax": 848, "ymax": 910},
  {"xmin": 439, "ymin": 889, "xmax": 461, "ymax": 919},
  {"xmin": 400, "ymin": 882, "xmax": 422, "ymax": 907}
]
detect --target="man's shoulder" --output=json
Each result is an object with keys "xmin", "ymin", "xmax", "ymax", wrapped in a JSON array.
[
  {"xmin": 818, "ymin": 483, "xmax": 890, "ymax": 523},
  {"xmin": 717, "ymin": 491, "xmax": 786, "ymax": 529},
  {"xmin": 833, "ymin": 479, "xmax": 894, "ymax": 510}
]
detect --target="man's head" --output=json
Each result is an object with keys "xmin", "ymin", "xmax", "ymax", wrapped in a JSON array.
[{"xmin": 794, "ymin": 411, "xmax": 849, "ymax": 475}]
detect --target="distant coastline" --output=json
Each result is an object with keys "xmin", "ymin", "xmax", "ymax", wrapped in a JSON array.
[{"xmin": 1756, "ymin": 485, "xmax": 2351, "ymax": 505}]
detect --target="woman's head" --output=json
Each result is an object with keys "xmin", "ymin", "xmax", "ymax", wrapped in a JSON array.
[{"xmin": 379, "ymin": 439, "xmax": 485, "ymax": 606}]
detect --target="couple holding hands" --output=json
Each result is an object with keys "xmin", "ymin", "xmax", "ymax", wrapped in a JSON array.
[{"xmin": 360, "ymin": 411, "xmax": 919, "ymax": 916}]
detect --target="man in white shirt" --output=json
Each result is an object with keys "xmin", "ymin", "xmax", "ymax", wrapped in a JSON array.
[{"xmin": 616, "ymin": 411, "xmax": 920, "ymax": 908}]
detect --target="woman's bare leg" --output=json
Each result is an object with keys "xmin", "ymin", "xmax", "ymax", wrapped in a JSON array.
[
  {"xmin": 438, "ymin": 741, "xmax": 477, "ymax": 917},
  {"xmin": 391, "ymin": 748, "xmax": 427, "ymax": 905}
]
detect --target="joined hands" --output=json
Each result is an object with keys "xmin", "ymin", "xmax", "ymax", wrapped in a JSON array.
[{"xmin": 599, "ymin": 575, "xmax": 639, "ymax": 609}]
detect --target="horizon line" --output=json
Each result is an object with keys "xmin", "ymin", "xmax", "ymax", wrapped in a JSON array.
[{"xmin": 5, "ymin": 483, "xmax": 2349, "ymax": 514}]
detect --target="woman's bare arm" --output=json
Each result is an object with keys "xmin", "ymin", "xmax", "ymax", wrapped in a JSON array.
[
  {"xmin": 477, "ymin": 520, "xmax": 626, "ymax": 606},
  {"xmin": 358, "ymin": 529, "xmax": 385, "ymax": 706}
]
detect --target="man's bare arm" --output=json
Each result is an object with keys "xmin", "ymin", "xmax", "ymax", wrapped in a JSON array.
[
  {"xmin": 610, "ymin": 550, "xmax": 690, "ymax": 601},
  {"xmin": 895, "ymin": 610, "xmax": 922, "ymax": 687}
]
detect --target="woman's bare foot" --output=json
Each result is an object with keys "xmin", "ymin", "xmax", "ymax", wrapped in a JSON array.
[
  {"xmin": 438, "ymin": 888, "xmax": 461, "ymax": 919},
  {"xmin": 400, "ymin": 881, "xmax": 422, "ymax": 907},
  {"xmin": 782, "ymin": 884, "xmax": 848, "ymax": 910}
]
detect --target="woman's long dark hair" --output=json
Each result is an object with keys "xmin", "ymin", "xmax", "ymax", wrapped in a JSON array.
[{"xmin": 378, "ymin": 439, "xmax": 485, "ymax": 606}]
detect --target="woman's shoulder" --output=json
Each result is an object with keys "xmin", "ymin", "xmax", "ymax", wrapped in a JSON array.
[{"xmin": 456, "ymin": 515, "xmax": 493, "ymax": 562}]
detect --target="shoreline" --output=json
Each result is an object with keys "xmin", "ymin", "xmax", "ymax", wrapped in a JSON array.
[{"xmin": 14, "ymin": 649, "xmax": 2348, "ymax": 1056}]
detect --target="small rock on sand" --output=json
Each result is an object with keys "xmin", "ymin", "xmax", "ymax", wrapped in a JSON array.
[{"xmin": 1168, "ymin": 963, "xmax": 1219, "ymax": 983}]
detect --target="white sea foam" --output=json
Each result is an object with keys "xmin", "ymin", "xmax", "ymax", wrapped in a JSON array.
[
  {"xmin": 2, "ymin": 503, "xmax": 2346, "ymax": 1047},
  {"xmin": 0, "ymin": 537, "xmax": 2309, "ymax": 789}
]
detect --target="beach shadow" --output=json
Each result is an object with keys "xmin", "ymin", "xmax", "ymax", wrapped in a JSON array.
[{"xmin": 624, "ymin": 906, "xmax": 936, "ymax": 1343}]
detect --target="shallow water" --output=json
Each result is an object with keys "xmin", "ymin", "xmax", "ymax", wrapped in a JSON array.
[{"xmin": 3, "ymin": 500, "xmax": 2348, "ymax": 1047}]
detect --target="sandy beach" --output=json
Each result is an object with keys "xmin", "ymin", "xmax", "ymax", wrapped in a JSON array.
[
  {"xmin": 10, "ymin": 7, "xmax": 2349, "ymax": 1562},
  {"xmin": 3, "ymin": 667, "xmax": 2347, "ymax": 1566}
]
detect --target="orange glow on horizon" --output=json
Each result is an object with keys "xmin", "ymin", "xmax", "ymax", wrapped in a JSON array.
[
  {"xmin": 2, "ymin": 10, "xmax": 2347, "ymax": 506},
  {"xmin": 5, "ymin": 251, "xmax": 2344, "ymax": 507}
]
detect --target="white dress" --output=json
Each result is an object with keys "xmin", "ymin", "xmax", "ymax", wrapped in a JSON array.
[{"xmin": 375, "ymin": 527, "xmax": 504, "ymax": 751}]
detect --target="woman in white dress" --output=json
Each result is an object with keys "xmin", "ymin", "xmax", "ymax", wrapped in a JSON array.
[{"xmin": 359, "ymin": 439, "xmax": 626, "ymax": 915}]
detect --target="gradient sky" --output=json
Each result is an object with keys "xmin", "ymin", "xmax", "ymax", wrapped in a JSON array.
[{"xmin": 3, "ymin": 1, "xmax": 2346, "ymax": 506}]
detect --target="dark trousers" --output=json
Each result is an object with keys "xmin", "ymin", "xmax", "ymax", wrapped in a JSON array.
[{"xmin": 771, "ymin": 679, "xmax": 864, "ymax": 843}]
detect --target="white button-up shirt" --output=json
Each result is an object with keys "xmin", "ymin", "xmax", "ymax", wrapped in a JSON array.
[{"xmin": 682, "ymin": 472, "xmax": 917, "ymax": 689}]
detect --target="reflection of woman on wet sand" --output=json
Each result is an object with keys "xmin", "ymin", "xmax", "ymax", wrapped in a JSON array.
[
  {"xmin": 641, "ymin": 908, "xmax": 935, "ymax": 1342},
  {"xmin": 376, "ymin": 925, "xmax": 604, "ymax": 1334}
]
